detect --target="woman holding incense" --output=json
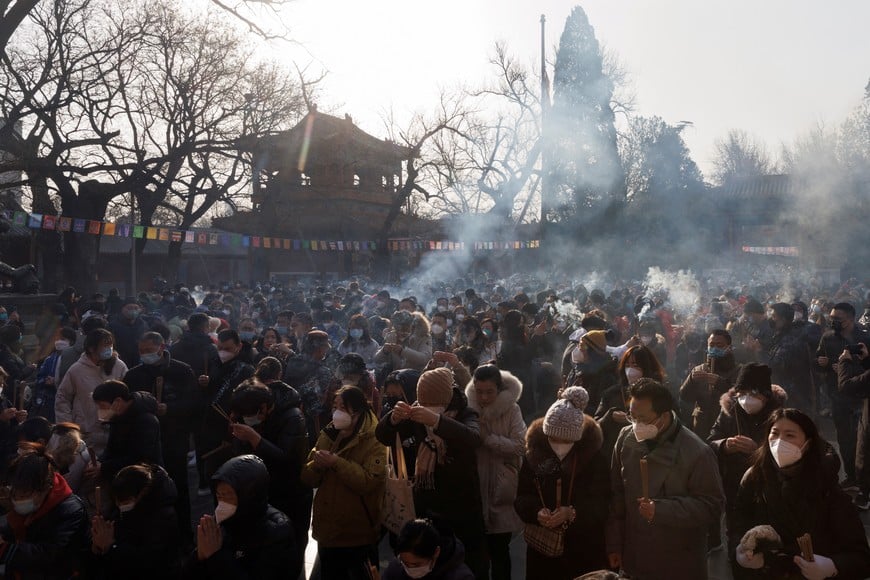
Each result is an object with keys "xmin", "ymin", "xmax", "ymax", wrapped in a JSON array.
[{"xmin": 731, "ymin": 408, "xmax": 870, "ymax": 579}]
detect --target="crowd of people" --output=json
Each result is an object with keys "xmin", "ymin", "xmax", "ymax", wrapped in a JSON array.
[{"xmin": 0, "ymin": 273, "xmax": 867, "ymax": 579}]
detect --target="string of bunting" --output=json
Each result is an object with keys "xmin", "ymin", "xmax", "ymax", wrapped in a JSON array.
[{"xmin": 4, "ymin": 210, "xmax": 541, "ymax": 253}]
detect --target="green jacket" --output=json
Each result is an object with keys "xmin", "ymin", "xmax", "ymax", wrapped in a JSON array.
[{"xmin": 301, "ymin": 411, "xmax": 387, "ymax": 547}]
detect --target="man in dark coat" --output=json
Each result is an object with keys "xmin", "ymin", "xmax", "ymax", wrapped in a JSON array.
[
  {"xmin": 838, "ymin": 342, "xmax": 870, "ymax": 507},
  {"xmin": 124, "ymin": 331, "xmax": 197, "ymax": 545},
  {"xmin": 766, "ymin": 303, "xmax": 814, "ymax": 414},
  {"xmin": 283, "ymin": 330, "xmax": 334, "ymax": 447},
  {"xmin": 816, "ymin": 302, "xmax": 870, "ymax": 486},
  {"xmin": 680, "ymin": 329, "xmax": 740, "ymax": 440},
  {"xmin": 229, "ymin": 379, "xmax": 310, "ymax": 580},
  {"xmin": 607, "ymin": 379, "xmax": 724, "ymax": 580},
  {"xmin": 92, "ymin": 380, "xmax": 163, "ymax": 481},
  {"xmin": 376, "ymin": 367, "xmax": 487, "ymax": 580},
  {"xmin": 183, "ymin": 454, "xmax": 298, "ymax": 580}
]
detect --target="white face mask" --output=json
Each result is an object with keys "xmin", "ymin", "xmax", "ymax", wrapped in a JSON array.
[
  {"xmin": 242, "ymin": 414, "xmax": 262, "ymax": 427},
  {"xmin": 55, "ymin": 340, "xmax": 70, "ymax": 351},
  {"xmin": 402, "ymin": 561, "xmax": 434, "ymax": 579},
  {"xmin": 769, "ymin": 438, "xmax": 805, "ymax": 468},
  {"xmin": 431, "ymin": 324, "xmax": 444, "ymax": 336},
  {"xmin": 571, "ymin": 347, "xmax": 585, "ymax": 364},
  {"xmin": 738, "ymin": 394, "xmax": 764, "ymax": 415},
  {"xmin": 118, "ymin": 501, "xmax": 136, "ymax": 513},
  {"xmin": 214, "ymin": 500, "xmax": 237, "ymax": 524},
  {"xmin": 12, "ymin": 498, "xmax": 37, "ymax": 515},
  {"xmin": 549, "ymin": 440, "xmax": 573, "ymax": 461},
  {"xmin": 332, "ymin": 409, "xmax": 353, "ymax": 430},
  {"xmin": 640, "ymin": 336, "xmax": 653, "ymax": 346},
  {"xmin": 217, "ymin": 350, "xmax": 234, "ymax": 363},
  {"xmin": 455, "ymin": 314, "xmax": 465, "ymax": 322},
  {"xmin": 625, "ymin": 367, "xmax": 643, "ymax": 384},
  {"xmin": 632, "ymin": 420, "xmax": 659, "ymax": 442}
]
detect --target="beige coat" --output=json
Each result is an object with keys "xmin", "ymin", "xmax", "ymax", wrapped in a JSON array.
[
  {"xmin": 465, "ymin": 370, "xmax": 525, "ymax": 534},
  {"xmin": 55, "ymin": 353, "xmax": 128, "ymax": 455}
]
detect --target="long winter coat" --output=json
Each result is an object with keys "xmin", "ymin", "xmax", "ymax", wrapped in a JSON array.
[
  {"xmin": 465, "ymin": 370, "xmax": 525, "ymax": 534},
  {"xmin": 515, "ymin": 416, "xmax": 611, "ymax": 579},
  {"xmin": 732, "ymin": 448, "xmax": 870, "ymax": 580},
  {"xmin": 707, "ymin": 385, "xmax": 787, "ymax": 513},
  {"xmin": 301, "ymin": 410, "xmax": 387, "ymax": 548},
  {"xmin": 838, "ymin": 357, "xmax": 870, "ymax": 479},
  {"xmin": 606, "ymin": 414, "xmax": 725, "ymax": 580},
  {"xmin": 55, "ymin": 353, "xmax": 128, "ymax": 455},
  {"xmin": 100, "ymin": 391, "xmax": 163, "ymax": 480},
  {"xmin": 679, "ymin": 356, "xmax": 740, "ymax": 439}
]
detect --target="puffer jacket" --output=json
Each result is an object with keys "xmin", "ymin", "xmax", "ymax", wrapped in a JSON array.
[
  {"xmin": 465, "ymin": 370, "xmax": 525, "ymax": 534},
  {"xmin": 301, "ymin": 410, "xmax": 387, "ymax": 548},
  {"xmin": 183, "ymin": 455, "xmax": 297, "ymax": 580},
  {"xmin": 94, "ymin": 465, "xmax": 180, "ymax": 579},
  {"xmin": 0, "ymin": 472, "xmax": 90, "ymax": 580},
  {"xmin": 55, "ymin": 353, "xmax": 128, "ymax": 455}
]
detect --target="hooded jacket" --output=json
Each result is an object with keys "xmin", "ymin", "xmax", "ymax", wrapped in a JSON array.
[
  {"xmin": 465, "ymin": 370, "xmax": 525, "ymax": 534},
  {"xmin": 707, "ymin": 385, "xmax": 787, "ymax": 508},
  {"xmin": 184, "ymin": 455, "xmax": 297, "ymax": 580},
  {"xmin": 95, "ymin": 466, "xmax": 180, "ymax": 579},
  {"xmin": 606, "ymin": 414, "xmax": 725, "ymax": 580},
  {"xmin": 234, "ymin": 382, "xmax": 310, "ymax": 520},
  {"xmin": 100, "ymin": 391, "xmax": 164, "ymax": 479},
  {"xmin": 0, "ymin": 472, "xmax": 90, "ymax": 580},
  {"xmin": 381, "ymin": 535, "xmax": 475, "ymax": 580},
  {"xmin": 301, "ymin": 410, "xmax": 387, "ymax": 548},
  {"xmin": 55, "ymin": 353, "xmax": 128, "ymax": 455},
  {"xmin": 516, "ymin": 416, "xmax": 611, "ymax": 577}
]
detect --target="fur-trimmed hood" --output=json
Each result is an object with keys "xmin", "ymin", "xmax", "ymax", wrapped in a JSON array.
[
  {"xmin": 465, "ymin": 370, "xmax": 522, "ymax": 420},
  {"xmin": 524, "ymin": 414, "xmax": 603, "ymax": 470},
  {"xmin": 719, "ymin": 383, "xmax": 787, "ymax": 416}
]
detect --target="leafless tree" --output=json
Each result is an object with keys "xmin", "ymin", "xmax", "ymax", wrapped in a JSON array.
[{"xmin": 711, "ymin": 129, "xmax": 775, "ymax": 185}]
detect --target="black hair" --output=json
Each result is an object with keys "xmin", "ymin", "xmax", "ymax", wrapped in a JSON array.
[
  {"xmin": 7, "ymin": 446, "xmax": 55, "ymax": 494},
  {"xmin": 336, "ymin": 385, "xmax": 370, "ymax": 416},
  {"xmin": 709, "ymin": 328, "xmax": 732, "ymax": 345},
  {"xmin": 231, "ymin": 380, "xmax": 274, "ymax": 416},
  {"xmin": 187, "ymin": 312, "xmax": 210, "ymax": 333},
  {"xmin": 254, "ymin": 357, "xmax": 283, "ymax": 382},
  {"xmin": 139, "ymin": 331, "xmax": 165, "ymax": 347},
  {"xmin": 292, "ymin": 312, "xmax": 314, "ymax": 326},
  {"xmin": 112, "ymin": 464, "xmax": 154, "ymax": 502},
  {"xmin": 92, "ymin": 379, "xmax": 131, "ymax": 403},
  {"xmin": 395, "ymin": 519, "xmax": 441, "ymax": 558},
  {"xmin": 217, "ymin": 329, "xmax": 240, "ymax": 345},
  {"xmin": 618, "ymin": 346, "xmax": 666, "ymax": 387},
  {"xmin": 17, "ymin": 417, "xmax": 52, "ymax": 444},
  {"xmin": 84, "ymin": 328, "xmax": 113, "ymax": 354},
  {"xmin": 833, "ymin": 302, "xmax": 856, "ymax": 319},
  {"xmin": 472, "ymin": 364, "xmax": 504, "ymax": 391},
  {"xmin": 59, "ymin": 326, "xmax": 78, "ymax": 343},
  {"xmin": 628, "ymin": 378, "xmax": 674, "ymax": 415}
]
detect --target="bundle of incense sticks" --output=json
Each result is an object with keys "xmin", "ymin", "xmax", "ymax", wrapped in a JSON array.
[
  {"xmin": 797, "ymin": 533, "xmax": 814, "ymax": 562},
  {"xmin": 211, "ymin": 403, "xmax": 230, "ymax": 421},
  {"xmin": 155, "ymin": 377, "xmax": 164, "ymax": 403},
  {"xmin": 640, "ymin": 458, "xmax": 649, "ymax": 499}
]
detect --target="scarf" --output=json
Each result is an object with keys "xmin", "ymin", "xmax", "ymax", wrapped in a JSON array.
[{"xmin": 414, "ymin": 409, "xmax": 458, "ymax": 491}]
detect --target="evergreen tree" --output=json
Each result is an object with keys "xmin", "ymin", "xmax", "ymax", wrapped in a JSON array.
[{"xmin": 545, "ymin": 5, "xmax": 624, "ymax": 226}]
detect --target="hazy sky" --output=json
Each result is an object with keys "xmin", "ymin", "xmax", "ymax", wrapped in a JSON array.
[{"xmin": 278, "ymin": 0, "xmax": 870, "ymax": 177}]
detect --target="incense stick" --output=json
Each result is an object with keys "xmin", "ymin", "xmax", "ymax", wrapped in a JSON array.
[{"xmin": 640, "ymin": 458, "xmax": 649, "ymax": 499}]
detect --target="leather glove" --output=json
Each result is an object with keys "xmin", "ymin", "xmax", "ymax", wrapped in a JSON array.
[{"xmin": 794, "ymin": 554, "xmax": 837, "ymax": 580}]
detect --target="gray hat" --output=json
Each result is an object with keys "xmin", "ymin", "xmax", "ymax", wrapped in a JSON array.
[{"xmin": 543, "ymin": 386, "xmax": 589, "ymax": 442}]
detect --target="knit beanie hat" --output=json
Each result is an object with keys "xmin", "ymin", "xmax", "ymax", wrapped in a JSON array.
[
  {"xmin": 416, "ymin": 367, "xmax": 455, "ymax": 407},
  {"xmin": 581, "ymin": 330, "xmax": 607, "ymax": 354},
  {"xmin": 543, "ymin": 387, "xmax": 589, "ymax": 442},
  {"xmin": 733, "ymin": 363, "xmax": 773, "ymax": 396}
]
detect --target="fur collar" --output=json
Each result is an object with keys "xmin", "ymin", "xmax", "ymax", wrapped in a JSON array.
[
  {"xmin": 465, "ymin": 370, "xmax": 522, "ymax": 420},
  {"xmin": 524, "ymin": 415, "xmax": 603, "ymax": 471},
  {"xmin": 720, "ymin": 383, "xmax": 787, "ymax": 416}
]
